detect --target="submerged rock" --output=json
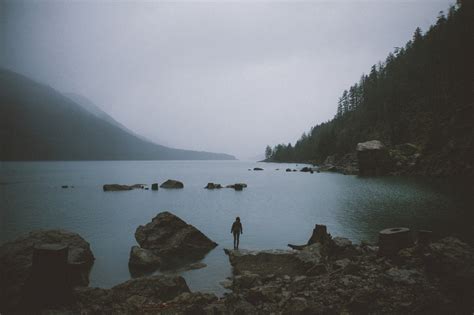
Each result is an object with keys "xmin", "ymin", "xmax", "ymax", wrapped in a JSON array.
[
  {"xmin": 205, "ymin": 182, "xmax": 222, "ymax": 189},
  {"xmin": 160, "ymin": 179, "xmax": 184, "ymax": 189},
  {"xmin": 134, "ymin": 211, "xmax": 217, "ymax": 264},
  {"xmin": 0, "ymin": 230, "xmax": 94, "ymax": 312}
]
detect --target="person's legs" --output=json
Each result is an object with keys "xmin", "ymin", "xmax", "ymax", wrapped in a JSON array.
[
  {"xmin": 235, "ymin": 232, "xmax": 240, "ymax": 249},
  {"xmin": 233, "ymin": 232, "xmax": 237, "ymax": 249}
]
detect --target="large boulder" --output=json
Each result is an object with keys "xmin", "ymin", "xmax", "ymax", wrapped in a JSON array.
[
  {"xmin": 224, "ymin": 244, "xmax": 322, "ymax": 277},
  {"xmin": 356, "ymin": 140, "xmax": 391, "ymax": 175},
  {"xmin": 135, "ymin": 212, "xmax": 217, "ymax": 264},
  {"xmin": 0, "ymin": 230, "xmax": 94, "ymax": 312},
  {"xmin": 160, "ymin": 179, "xmax": 184, "ymax": 189}
]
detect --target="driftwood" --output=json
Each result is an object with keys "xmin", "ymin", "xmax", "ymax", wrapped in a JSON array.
[{"xmin": 288, "ymin": 224, "xmax": 332, "ymax": 250}]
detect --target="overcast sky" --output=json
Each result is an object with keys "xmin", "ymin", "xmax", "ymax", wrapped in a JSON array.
[{"xmin": 1, "ymin": 0, "xmax": 454, "ymax": 159}]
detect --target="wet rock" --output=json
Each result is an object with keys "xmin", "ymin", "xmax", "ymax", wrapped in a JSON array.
[
  {"xmin": 151, "ymin": 183, "xmax": 159, "ymax": 191},
  {"xmin": 300, "ymin": 167, "xmax": 313, "ymax": 172},
  {"xmin": 128, "ymin": 246, "xmax": 161, "ymax": 271},
  {"xmin": 0, "ymin": 230, "xmax": 94, "ymax": 312},
  {"xmin": 253, "ymin": 167, "xmax": 264, "ymax": 171},
  {"xmin": 103, "ymin": 184, "xmax": 145, "ymax": 191},
  {"xmin": 205, "ymin": 182, "xmax": 222, "ymax": 189},
  {"xmin": 160, "ymin": 179, "xmax": 184, "ymax": 189},
  {"xmin": 286, "ymin": 168, "xmax": 292, "ymax": 172},
  {"xmin": 184, "ymin": 262, "xmax": 207, "ymax": 270},
  {"xmin": 61, "ymin": 185, "xmax": 69, "ymax": 188},
  {"xmin": 356, "ymin": 140, "xmax": 391, "ymax": 175},
  {"xmin": 135, "ymin": 211, "xmax": 217, "ymax": 264},
  {"xmin": 226, "ymin": 183, "xmax": 247, "ymax": 191},
  {"xmin": 225, "ymin": 244, "xmax": 322, "ymax": 277}
]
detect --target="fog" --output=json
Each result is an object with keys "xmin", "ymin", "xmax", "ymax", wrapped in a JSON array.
[{"xmin": 0, "ymin": 0, "xmax": 453, "ymax": 159}]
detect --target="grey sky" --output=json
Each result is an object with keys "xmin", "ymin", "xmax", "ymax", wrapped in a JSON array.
[{"xmin": 1, "ymin": 0, "xmax": 453, "ymax": 159}]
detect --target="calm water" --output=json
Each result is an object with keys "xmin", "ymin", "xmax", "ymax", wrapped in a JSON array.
[{"xmin": 0, "ymin": 161, "xmax": 472, "ymax": 295}]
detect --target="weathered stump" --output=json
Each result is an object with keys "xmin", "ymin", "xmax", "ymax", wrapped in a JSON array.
[
  {"xmin": 378, "ymin": 227, "xmax": 413, "ymax": 256},
  {"xmin": 307, "ymin": 224, "xmax": 331, "ymax": 245},
  {"xmin": 151, "ymin": 183, "xmax": 159, "ymax": 191},
  {"xmin": 22, "ymin": 244, "xmax": 72, "ymax": 309}
]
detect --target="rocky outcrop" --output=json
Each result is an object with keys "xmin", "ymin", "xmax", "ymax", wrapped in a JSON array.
[
  {"xmin": 103, "ymin": 184, "xmax": 147, "ymax": 191},
  {"xmin": 226, "ymin": 183, "xmax": 247, "ymax": 191},
  {"xmin": 222, "ymin": 227, "xmax": 474, "ymax": 314},
  {"xmin": 134, "ymin": 212, "xmax": 217, "ymax": 265},
  {"xmin": 71, "ymin": 275, "xmax": 192, "ymax": 313},
  {"xmin": 0, "ymin": 230, "xmax": 94, "ymax": 312},
  {"xmin": 356, "ymin": 140, "xmax": 392, "ymax": 175},
  {"xmin": 224, "ymin": 244, "xmax": 323, "ymax": 277},
  {"xmin": 160, "ymin": 179, "xmax": 184, "ymax": 189}
]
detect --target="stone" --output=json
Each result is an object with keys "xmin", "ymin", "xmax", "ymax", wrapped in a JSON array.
[
  {"xmin": 151, "ymin": 183, "xmax": 159, "ymax": 191},
  {"xmin": 378, "ymin": 227, "xmax": 413, "ymax": 256},
  {"xmin": 356, "ymin": 140, "xmax": 391, "ymax": 176},
  {"xmin": 224, "ymin": 245, "xmax": 321, "ymax": 277},
  {"xmin": 128, "ymin": 246, "xmax": 161, "ymax": 271},
  {"xmin": 286, "ymin": 168, "xmax": 292, "ymax": 172},
  {"xmin": 103, "ymin": 184, "xmax": 146, "ymax": 191},
  {"xmin": 253, "ymin": 167, "xmax": 264, "ymax": 171},
  {"xmin": 135, "ymin": 211, "xmax": 217, "ymax": 263},
  {"xmin": 386, "ymin": 268, "xmax": 422, "ymax": 285},
  {"xmin": 184, "ymin": 262, "xmax": 207, "ymax": 270},
  {"xmin": 0, "ymin": 230, "xmax": 94, "ymax": 312},
  {"xmin": 160, "ymin": 179, "xmax": 184, "ymax": 189},
  {"xmin": 61, "ymin": 185, "xmax": 69, "ymax": 188}
]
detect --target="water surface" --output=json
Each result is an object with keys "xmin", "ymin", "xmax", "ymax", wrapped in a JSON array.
[{"xmin": 1, "ymin": 161, "xmax": 472, "ymax": 294}]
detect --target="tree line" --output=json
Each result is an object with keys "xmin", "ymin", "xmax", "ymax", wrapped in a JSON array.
[{"xmin": 266, "ymin": 0, "xmax": 473, "ymax": 168}]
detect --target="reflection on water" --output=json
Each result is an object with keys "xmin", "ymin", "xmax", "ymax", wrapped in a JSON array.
[{"xmin": 0, "ymin": 161, "xmax": 472, "ymax": 295}]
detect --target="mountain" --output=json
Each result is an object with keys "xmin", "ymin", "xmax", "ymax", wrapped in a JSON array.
[
  {"xmin": 0, "ymin": 68, "xmax": 236, "ymax": 161},
  {"xmin": 266, "ymin": 1, "xmax": 473, "ymax": 176}
]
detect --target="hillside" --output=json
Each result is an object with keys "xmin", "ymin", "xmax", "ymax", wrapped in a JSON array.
[
  {"xmin": 266, "ymin": 1, "xmax": 473, "ymax": 176},
  {"xmin": 0, "ymin": 69, "xmax": 236, "ymax": 161}
]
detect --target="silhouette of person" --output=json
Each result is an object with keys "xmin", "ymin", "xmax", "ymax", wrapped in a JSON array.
[{"xmin": 231, "ymin": 217, "xmax": 243, "ymax": 249}]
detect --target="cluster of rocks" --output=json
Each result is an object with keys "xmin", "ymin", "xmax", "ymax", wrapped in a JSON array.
[
  {"xmin": 129, "ymin": 211, "xmax": 217, "ymax": 274},
  {"xmin": 2, "ymin": 219, "xmax": 473, "ymax": 314},
  {"xmin": 103, "ymin": 179, "xmax": 184, "ymax": 192},
  {"xmin": 205, "ymin": 183, "xmax": 248, "ymax": 191},
  {"xmin": 315, "ymin": 140, "xmax": 423, "ymax": 176}
]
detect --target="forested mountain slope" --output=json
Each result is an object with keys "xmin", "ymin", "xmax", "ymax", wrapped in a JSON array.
[{"xmin": 266, "ymin": 1, "xmax": 473, "ymax": 176}]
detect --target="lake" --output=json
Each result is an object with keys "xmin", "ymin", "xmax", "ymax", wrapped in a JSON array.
[{"xmin": 0, "ymin": 161, "xmax": 472, "ymax": 295}]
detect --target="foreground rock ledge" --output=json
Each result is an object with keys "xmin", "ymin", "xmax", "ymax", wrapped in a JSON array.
[
  {"xmin": 0, "ymin": 229, "xmax": 94, "ymax": 312},
  {"xmin": 134, "ymin": 211, "xmax": 217, "ymax": 265}
]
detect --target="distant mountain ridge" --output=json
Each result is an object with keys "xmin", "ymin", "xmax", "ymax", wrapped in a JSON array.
[{"xmin": 0, "ymin": 68, "xmax": 236, "ymax": 161}]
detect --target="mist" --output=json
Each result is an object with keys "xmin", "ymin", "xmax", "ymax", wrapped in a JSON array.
[{"xmin": 0, "ymin": 0, "xmax": 453, "ymax": 159}]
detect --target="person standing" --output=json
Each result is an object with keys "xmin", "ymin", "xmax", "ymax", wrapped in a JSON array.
[{"xmin": 231, "ymin": 217, "xmax": 243, "ymax": 249}]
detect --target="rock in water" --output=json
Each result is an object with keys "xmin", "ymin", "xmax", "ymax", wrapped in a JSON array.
[
  {"xmin": 0, "ymin": 230, "xmax": 94, "ymax": 312},
  {"xmin": 135, "ymin": 211, "xmax": 217, "ymax": 263},
  {"xmin": 160, "ymin": 179, "xmax": 184, "ymax": 189},
  {"xmin": 151, "ymin": 183, "xmax": 159, "ymax": 191},
  {"xmin": 128, "ymin": 246, "xmax": 161, "ymax": 272},
  {"xmin": 356, "ymin": 140, "xmax": 391, "ymax": 176},
  {"xmin": 253, "ymin": 167, "xmax": 264, "ymax": 171},
  {"xmin": 103, "ymin": 184, "xmax": 146, "ymax": 191}
]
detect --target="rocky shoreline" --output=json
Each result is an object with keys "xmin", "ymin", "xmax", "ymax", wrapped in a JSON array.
[{"xmin": 1, "ymin": 214, "xmax": 473, "ymax": 314}]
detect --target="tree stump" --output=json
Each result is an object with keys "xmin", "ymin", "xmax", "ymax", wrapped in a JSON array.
[
  {"xmin": 307, "ymin": 224, "xmax": 331, "ymax": 245},
  {"xmin": 23, "ymin": 244, "xmax": 72, "ymax": 309},
  {"xmin": 378, "ymin": 227, "xmax": 413, "ymax": 256},
  {"xmin": 151, "ymin": 183, "xmax": 159, "ymax": 191}
]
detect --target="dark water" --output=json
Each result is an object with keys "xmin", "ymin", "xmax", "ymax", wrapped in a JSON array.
[{"xmin": 0, "ymin": 161, "xmax": 472, "ymax": 294}]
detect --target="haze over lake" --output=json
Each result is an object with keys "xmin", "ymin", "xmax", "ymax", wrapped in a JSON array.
[{"xmin": 1, "ymin": 160, "xmax": 471, "ymax": 295}]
